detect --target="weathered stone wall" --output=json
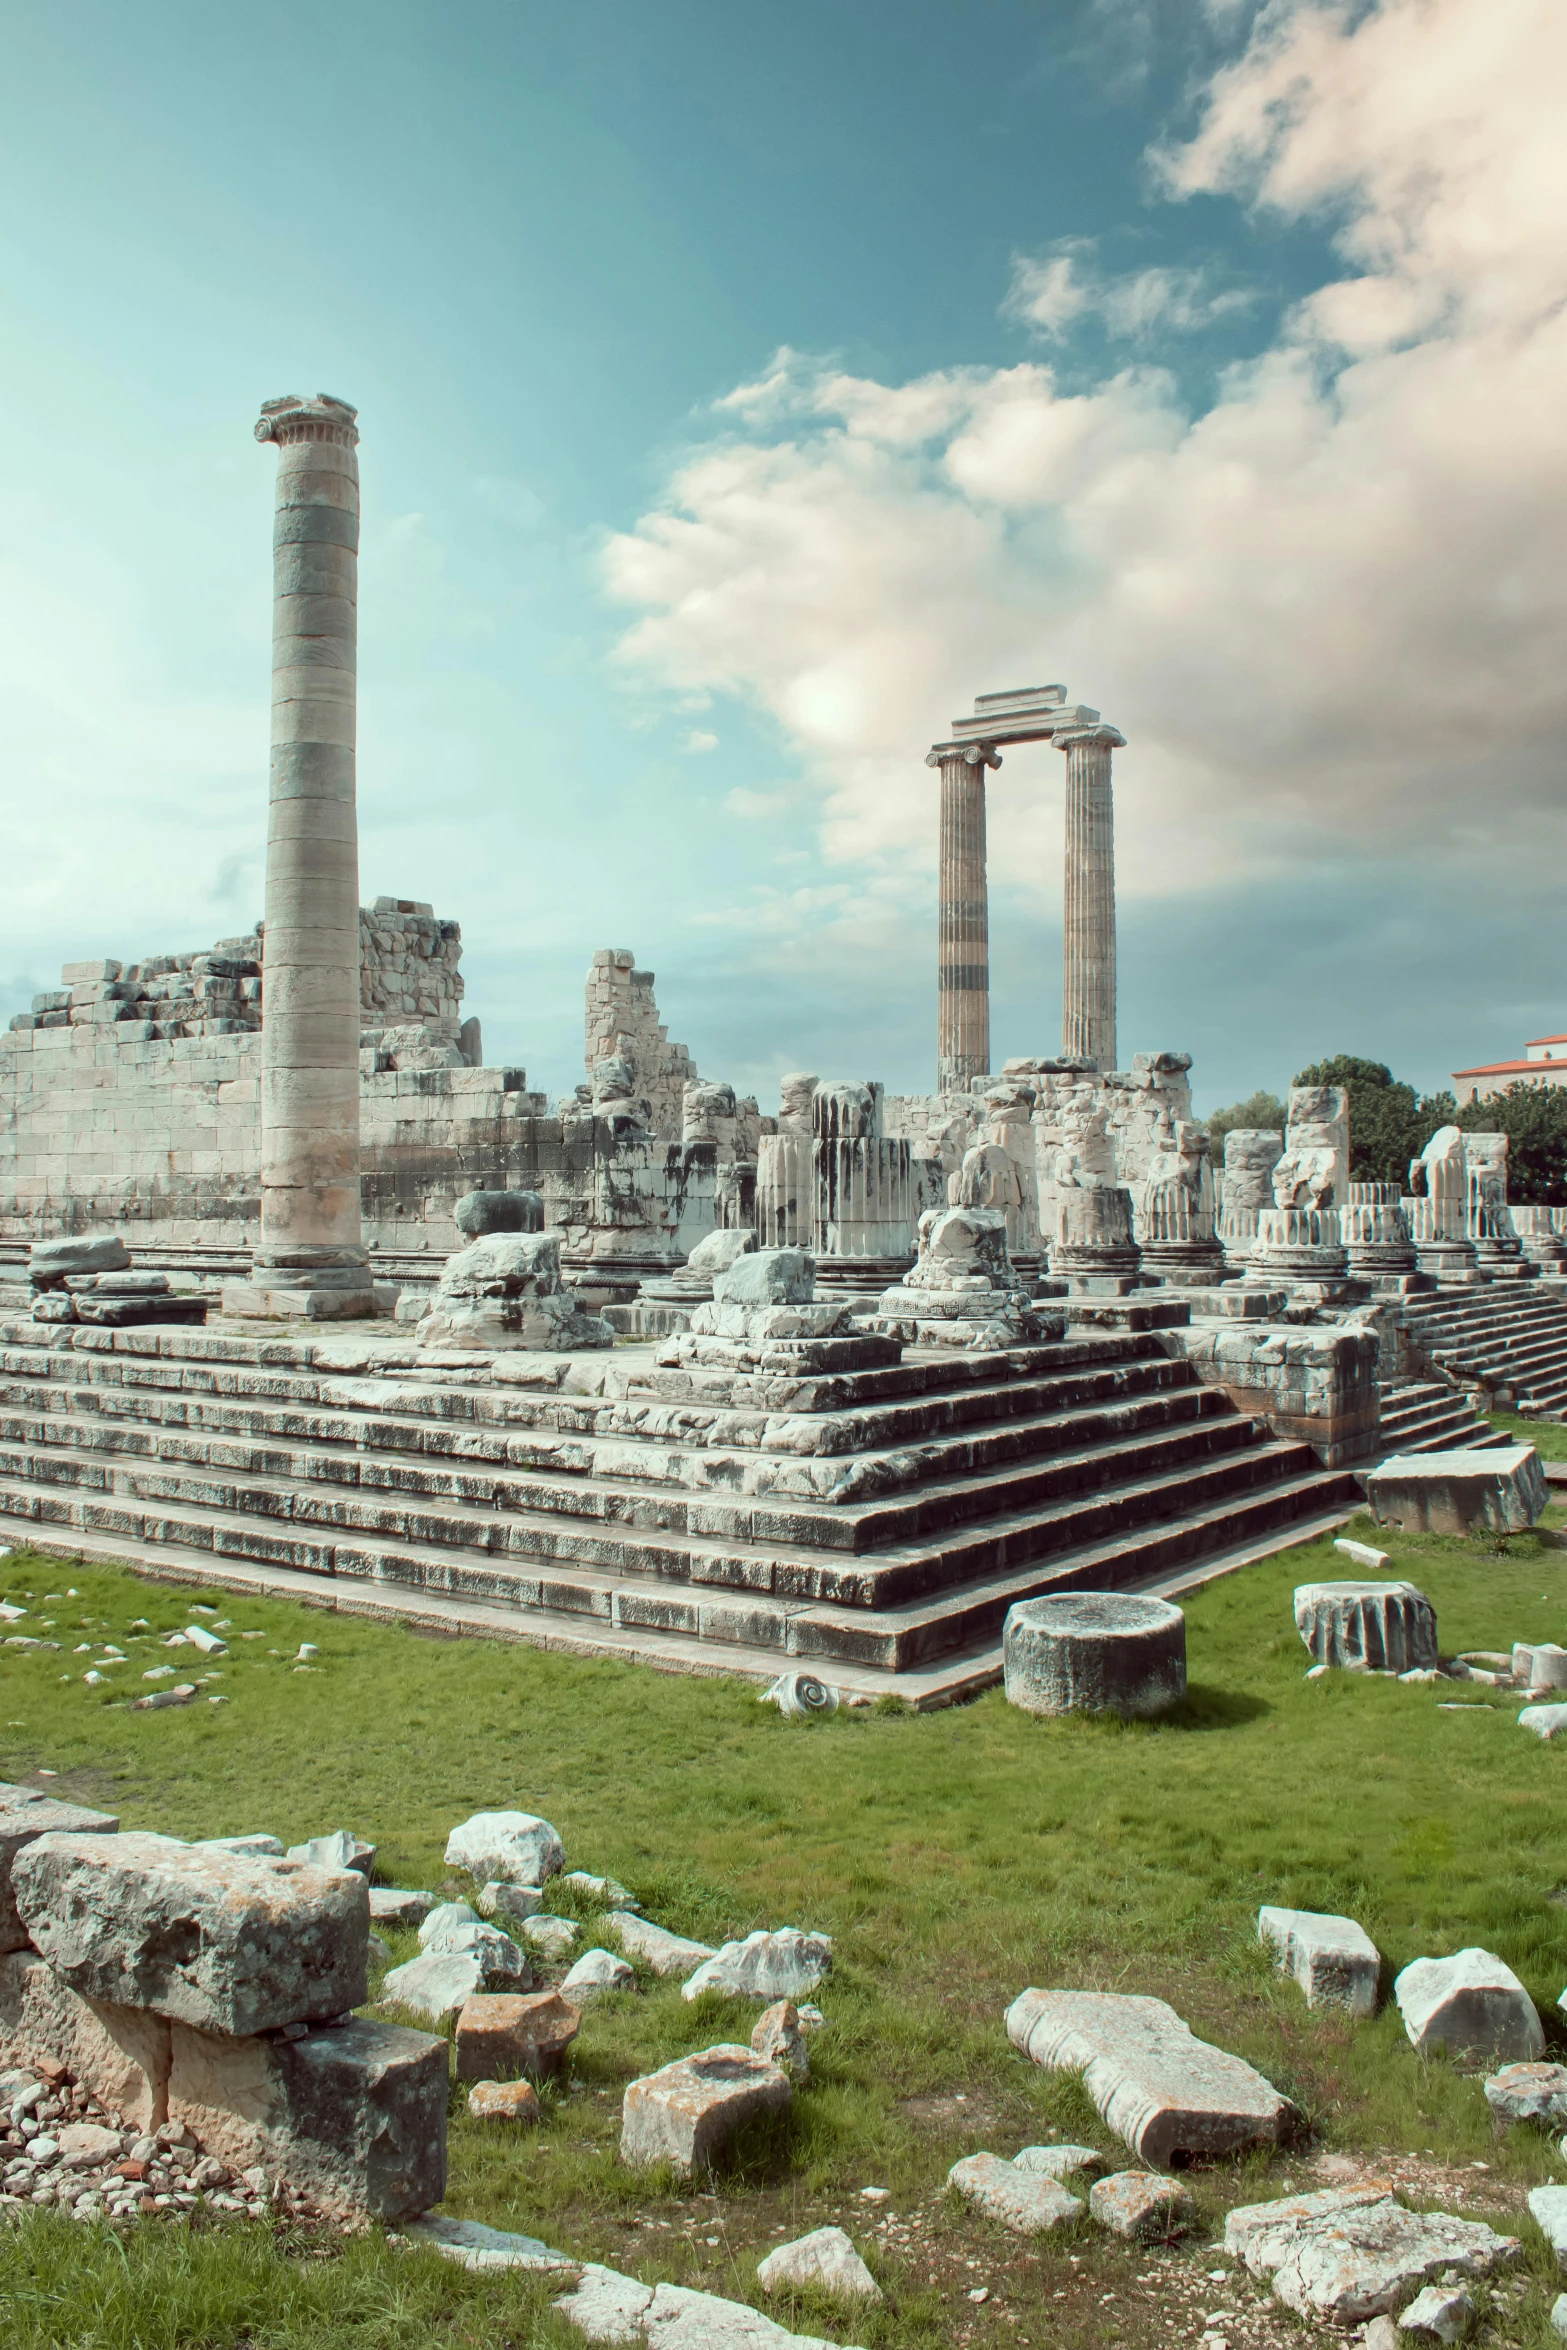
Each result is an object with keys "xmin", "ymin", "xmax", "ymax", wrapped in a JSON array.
[{"xmin": 583, "ymin": 950, "xmax": 696, "ymax": 1131}]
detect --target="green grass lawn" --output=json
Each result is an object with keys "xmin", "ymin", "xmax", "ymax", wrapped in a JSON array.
[{"xmin": 5, "ymin": 1491, "xmax": 1567, "ymax": 2347}]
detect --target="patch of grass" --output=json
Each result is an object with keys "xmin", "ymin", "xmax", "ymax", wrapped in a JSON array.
[
  {"xmin": 6, "ymin": 1510, "xmax": 1567, "ymax": 2344},
  {"xmin": 1494, "ymin": 1409, "xmax": 1567, "ymax": 1463}
]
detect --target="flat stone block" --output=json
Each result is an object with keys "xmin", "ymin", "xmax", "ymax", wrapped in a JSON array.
[
  {"xmin": 168, "ymin": 2014, "xmax": 447, "ymax": 2218},
  {"xmin": 468, "ymin": 2077, "xmax": 541, "ymax": 2124},
  {"xmin": 756, "ymin": 2224, "xmax": 882, "ymax": 2305},
  {"xmin": 404, "ymin": 2213, "xmax": 570, "ymax": 2270},
  {"xmin": 1293, "ymin": 1580, "xmax": 1436, "ymax": 1673},
  {"xmin": 1529, "ymin": 2183, "xmax": 1567, "ymax": 2268},
  {"xmin": 1006, "ymin": 1987, "xmax": 1294, "ymax": 2165},
  {"xmin": 682, "ymin": 1929, "xmax": 832, "ymax": 2004},
  {"xmin": 1394, "ymin": 1948, "xmax": 1543, "ymax": 2066},
  {"xmin": 13, "ymin": 1831, "xmax": 369, "ymax": 2035},
  {"xmin": 946, "ymin": 2150, "xmax": 1082, "ymax": 2233},
  {"xmin": 1003, "ymin": 1593, "xmax": 1186, "ymax": 1718},
  {"xmin": 0, "ymin": 1780, "xmax": 118, "ymax": 1952},
  {"xmin": 620, "ymin": 2043, "xmax": 791, "ymax": 2176},
  {"xmin": 1088, "ymin": 2170, "xmax": 1194, "ymax": 2240},
  {"xmin": 1226, "ymin": 2184, "xmax": 1519, "ymax": 2323},
  {"xmin": 608, "ymin": 1912, "xmax": 716, "ymax": 1976},
  {"xmin": 1258, "ymin": 1906, "xmax": 1382, "ymax": 2017},
  {"xmin": 0, "ymin": 1948, "xmax": 169, "ymax": 2130},
  {"xmin": 454, "ymin": 1990, "xmax": 579, "ymax": 2081},
  {"xmin": 1013, "ymin": 2141, "xmax": 1103, "ymax": 2181},
  {"xmin": 1366, "ymin": 1447, "xmax": 1547, "ymax": 1536},
  {"xmin": 1485, "ymin": 2060, "xmax": 1567, "ymax": 2125}
]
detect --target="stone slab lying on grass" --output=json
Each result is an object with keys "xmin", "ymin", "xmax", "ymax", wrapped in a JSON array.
[
  {"xmin": 563, "ymin": 1949, "xmax": 637, "ymax": 2001},
  {"xmin": 444, "ymin": 1810, "xmax": 564, "ymax": 1885},
  {"xmin": 1005, "ymin": 1988, "xmax": 1295, "ymax": 2165},
  {"xmin": 756, "ymin": 2226, "xmax": 881, "ymax": 2304},
  {"xmin": 1089, "ymin": 2170, "xmax": 1194, "ymax": 2240},
  {"xmin": 1365, "ymin": 1447, "xmax": 1548, "ymax": 1536},
  {"xmin": 682, "ymin": 1930, "xmax": 831, "ymax": 2004},
  {"xmin": 369, "ymin": 1889, "xmax": 435, "ymax": 1929},
  {"xmin": 478, "ymin": 1882, "xmax": 543, "ymax": 1924},
  {"xmin": 421, "ymin": 1912, "xmax": 532, "ymax": 1982},
  {"xmin": 1292, "ymin": 1581, "xmax": 1437, "ymax": 1673},
  {"xmin": 609, "ymin": 1913, "xmax": 715, "ymax": 1976},
  {"xmin": 750, "ymin": 2000, "xmax": 809, "ymax": 2079},
  {"xmin": 468, "ymin": 2077, "xmax": 540, "ymax": 2124},
  {"xmin": 0, "ymin": 1950, "xmax": 169, "ymax": 2130},
  {"xmin": 1225, "ymin": 2185, "xmax": 1520, "ymax": 2322},
  {"xmin": 561, "ymin": 1872, "xmax": 636, "ymax": 1905},
  {"xmin": 1014, "ymin": 2142, "xmax": 1103, "ymax": 2181},
  {"xmin": 12, "ymin": 1832, "xmax": 369, "ymax": 2035},
  {"xmin": 555, "ymin": 2266, "xmax": 869, "ymax": 2348},
  {"xmin": 1258, "ymin": 1905, "xmax": 1381, "ymax": 2017},
  {"xmin": 947, "ymin": 2150, "xmax": 1083, "ymax": 2233},
  {"xmin": 382, "ymin": 1948, "xmax": 521, "ymax": 2024},
  {"xmin": 1399, "ymin": 2283, "xmax": 1474, "ymax": 2342},
  {"xmin": 0, "ymin": 1784, "xmax": 119, "ymax": 1954},
  {"xmin": 454, "ymin": 1990, "xmax": 579, "ymax": 2081},
  {"xmin": 167, "ymin": 2014, "xmax": 447, "ymax": 2219},
  {"xmin": 621, "ymin": 2044, "xmax": 791, "ymax": 2177},
  {"xmin": 1518, "ymin": 1706, "xmax": 1567, "ymax": 1741},
  {"xmin": 1528, "ymin": 2183, "xmax": 1567, "ymax": 2266},
  {"xmin": 1485, "ymin": 2061, "xmax": 1567, "ymax": 2125},
  {"xmin": 1394, "ymin": 1949, "xmax": 1544, "ymax": 2065},
  {"xmin": 406, "ymin": 2213, "xmax": 572, "ymax": 2270}
]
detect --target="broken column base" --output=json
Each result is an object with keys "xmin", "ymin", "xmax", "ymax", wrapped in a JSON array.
[{"xmin": 222, "ymin": 1248, "xmax": 379, "ymax": 1322}]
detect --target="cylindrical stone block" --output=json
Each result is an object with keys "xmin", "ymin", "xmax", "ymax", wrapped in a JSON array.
[
  {"xmin": 1292, "ymin": 1579, "xmax": 1437, "ymax": 1672},
  {"xmin": 1002, "ymin": 1593, "xmax": 1186, "ymax": 1717},
  {"xmin": 1060, "ymin": 728, "xmax": 1118, "ymax": 1074}
]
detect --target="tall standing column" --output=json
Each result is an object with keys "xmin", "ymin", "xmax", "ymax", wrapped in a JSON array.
[
  {"xmin": 928, "ymin": 740, "xmax": 1000, "ymax": 1090},
  {"xmin": 1059, "ymin": 722, "xmax": 1125, "ymax": 1075},
  {"xmin": 224, "ymin": 394, "xmax": 376, "ymax": 1321}
]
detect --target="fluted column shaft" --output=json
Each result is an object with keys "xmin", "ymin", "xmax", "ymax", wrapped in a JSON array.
[
  {"xmin": 254, "ymin": 395, "xmax": 367, "ymax": 1282},
  {"xmin": 1060, "ymin": 726, "xmax": 1121, "ymax": 1073},
  {"xmin": 930, "ymin": 742, "xmax": 998, "ymax": 1089}
]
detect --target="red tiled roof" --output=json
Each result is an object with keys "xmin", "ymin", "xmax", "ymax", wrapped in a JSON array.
[
  {"xmin": 1524, "ymin": 1034, "xmax": 1567, "ymax": 1048},
  {"xmin": 1452, "ymin": 1057, "xmax": 1567, "ymax": 1079}
]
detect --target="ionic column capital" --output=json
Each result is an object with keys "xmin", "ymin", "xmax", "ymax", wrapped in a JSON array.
[
  {"xmin": 1054, "ymin": 724, "xmax": 1126, "ymax": 752},
  {"xmin": 926, "ymin": 741, "xmax": 1003, "ymax": 771},
  {"xmin": 256, "ymin": 395, "xmax": 360, "ymax": 450}
]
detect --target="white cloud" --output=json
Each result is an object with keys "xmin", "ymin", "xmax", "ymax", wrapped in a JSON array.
[
  {"xmin": 1006, "ymin": 240, "xmax": 1255, "ymax": 340},
  {"xmin": 605, "ymin": 0, "xmax": 1567, "ymax": 923},
  {"xmin": 682, "ymin": 728, "xmax": 719, "ymax": 754}
]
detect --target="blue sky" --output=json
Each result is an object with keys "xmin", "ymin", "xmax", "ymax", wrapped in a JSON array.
[{"xmin": 2, "ymin": 0, "xmax": 1563, "ymax": 1113}]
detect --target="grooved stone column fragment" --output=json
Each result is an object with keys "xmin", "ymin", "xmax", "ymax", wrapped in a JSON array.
[
  {"xmin": 1059, "ymin": 723, "xmax": 1125, "ymax": 1074},
  {"xmin": 226, "ymin": 393, "xmax": 374, "ymax": 1320},
  {"xmin": 928, "ymin": 740, "xmax": 1000, "ymax": 1090}
]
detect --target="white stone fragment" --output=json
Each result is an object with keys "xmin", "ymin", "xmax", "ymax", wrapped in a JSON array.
[
  {"xmin": 198, "ymin": 1835, "xmax": 284, "ymax": 1859},
  {"xmin": 1530, "ymin": 2183, "xmax": 1567, "ymax": 2267},
  {"xmin": 1088, "ymin": 2169, "xmax": 1194, "ymax": 2240},
  {"xmin": 405, "ymin": 2213, "xmax": 571, "ymax": 2269},
  {"xmin": 641, "ymin": 2278, "xmax": 860, "ymax": 2347},
  {"xmin": 522, "ymin": 1915, "xmax": 580, "ymax": 1961},
  {"xmin": 561, "ymin": 1949, "xmax": 636, "ymax": 2000},
  {"xmin": 682, "ymin": 1930, "xmax": 832, "ymax": 2004},
  {"xmin": 477, "ymin": 1881, "xmax": 544, "ymax": 1923},
  {"xmin": 1334, "ymin": 1537, "xmax": 1391, "ymax": 1569},
  {"xmin": 1225, "ymin": 2185, "xmax": 1519, "ymax": 2322},
  {"xmin": 1013, "ymin": 2141, "xmax": 1103, "ymax": 2180},
  {"xmin": 1552, "ymin": 2291, "xmax": 1567, "ymax": 2340},
  {"xmin": 1519, "ymin": 1706, "xmax": 1567, "ymax": 1741},
  {"xmin": 418, "ymin": 1901, "xmax": 479, "ymax": 1947},
  {"xmin": 1366, "ymin": 1447, "xmax": 1547, "ymax": 1536},
  {"xmin": 560, "ymin": 1872, "xmax": 636, "ymax": 1905},
  {"xmin": 445, "ymin": 1810, "xmax": 564, "ymax": 1885},
  {"xmin": 1258, "ymin": 1906, "xmax": 1381, "ymax": 2017},
  {"xmin": 1293, "ymin": 1581, "xmax": 1437, "ymax": 1672},
  {"xmin": 554, "ymin": 2261, "xmax": 654, "ymax": 2342},
  {"xmin": 1394, "ymin": 1949, "xmax": 1544, "ymax": 2065},
  {"xmin": 1006, "ymin": 1987, "xmax": 1294, "ymax": 2164},
  {"xmin": 1484, "ymin": 2060, "xmax": 1567, "ymax": 2125},
  {"xmin": 756, "ymin": 2226, "xmax": 882, "ymax": 2304},
  {"xmin": 620, "ymin": 2044, "xmax": 791, "ymax": 2176},
  {"xmin": 946, "ymin": 2151, "xmax": 1082, "ymax": 2233},
  {"xmin": 1398, "ymin": 2282, "xmax": 1474, "ymax": 2341},
  {"xmin": 608, "ymin": 1913, "xmax": 715, "ymax": 1976},
  {"xmin": 760, "ymin": 1673, "xmax": 839, "ymax": 1719}
]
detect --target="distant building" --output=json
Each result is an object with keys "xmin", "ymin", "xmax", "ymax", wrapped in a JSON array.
[{"xmin": 1453, "ymin": 1032, "xmax": 1567, "ymax": 1106}]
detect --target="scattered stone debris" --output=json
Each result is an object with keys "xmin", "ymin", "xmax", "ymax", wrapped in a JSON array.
[
  {"xmin": 405, "ymin": 2212, "xmax": 570, "ymax": 2270},
  {"xmin": 522, "ymin": 1914, "xmax": 580, "ymax": 1961},
  {"xmin": 620, "ymin": 2045, "xmax": 792, "ymax": 2177},
  {"xmin": 444, "ymin": 1810, "xmax": 565, "ymax": 1886},
  {"xmin": 1258, "ymin": 1904, "xmax": 1382, "ymax": 2016},
  {"xmin": 1006, "ymin": 1987, "xmax": 1295, "ymax": 2163},
  {"xmin": 1089, "ymin": 2169, "xmax": 1195, "ymax": 2240},
  {"xmin": 1483, "ymin": 2060, "xmax": 1567, "ymax": 2126},
  {"xmin": 559, "ymin": 1872, "xmax": 636, "ymax": 1905},
  {"xmin": 750, "ymin": 1999, "xmax": 810, "ymax": 2080},
  {"xmin": 1528, "ymin": 2183, "xmax": 1567, "ymax": 2267},
  {"xmin": 946, "ymin": 2150, "xmax": 1082, "ymax": 2233},
  {"xmin": 285, "ymin": 1830, "xmax": 374, "ymax": 1877},
  {"xmin": 1394, "ymin": 1949, "xmax": 1544, "ymax": 2066},
  {"xmin": 1225, "ymin": 2184, "xmax": 1519, "ymax": 2323},
  {"xmin": 1014, "ymin": 2141, "xmax": 1103, "ymax": 2181},
  {"xmin": 555, "ymin": 2265, "xmax": 864, "ymax": 2347},
  {"xmin": 682, "ymin": 1929, "xmax": 832, "ymax": 2004},
  {"xmin": 1398, "ymin": 2281, "xmax": 1475, "ymax": 2342},
  {"xmin": 560, "ymin": 1949, "xmax": 636, "ymax": 2001},
  {"xmin": 477, "ymin": 1881, "xmax": 544, "ymax": 1924},
  {"xmin": 369, "ymin": 1888, "xmax": 435, "ymax": 1930},
  {"xmin": 756, "ymin": 2224, "xmax": 882, "ymax": 2304},
  {"xmin": 608, "ymin": 1913, "xmax": 715, "ymax": 1976},
  {"xmin": 454, "ymin": 1990, "xmax": 579, "ymax": 2082},
  {"xmin": 467, "ymin": 2078, "xmax": 540, "ymax": 2125}
]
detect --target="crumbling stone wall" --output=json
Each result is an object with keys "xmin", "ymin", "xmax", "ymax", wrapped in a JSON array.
[{"xmin": 583, "ymin": 951, "xmax": 696, "ymax": 1133}]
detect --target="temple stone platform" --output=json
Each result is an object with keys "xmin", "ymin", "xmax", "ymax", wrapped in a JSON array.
[{"xmin": 0, "ymin": 1316, "xmax": 1359, "ymax": 1706}]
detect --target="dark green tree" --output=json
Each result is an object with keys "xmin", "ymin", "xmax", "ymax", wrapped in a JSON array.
[
  {"xmin": 1205, "ymin": 1089, "xmax": 1287, "ymax": 1157},
  {"xmin": 1292, "ymin": 1055, "xmax": 1454, "ymax": 1184},
  {"xmin": 1456, "ymin": 1082, "xmax": 1567, "ymax": 1206}
]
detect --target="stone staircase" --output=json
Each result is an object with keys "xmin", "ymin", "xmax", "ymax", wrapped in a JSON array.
[
  {"xmin": 0, "ymin": 1315, "xmax": 1359, "ymax": 1706},
  {"xmin": 1398, "ymin": 1285, "xmax": 1567, "ymax": 1420},
  {"xmin": 1374, "ymin": 1377, "xmax": 1502, "ymax": 1457}
]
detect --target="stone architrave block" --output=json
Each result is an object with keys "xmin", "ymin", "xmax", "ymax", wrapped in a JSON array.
[
  {"xmin": 1258, "ymin": 1906, "xmax": 1382, "ymax": 2017},
  {"xmin": 1484, "ymin": 2061, "xmax": 1567, "ymax": 2126},
  {"xmin": 0, "ymin": 1948, "xmax": 169, "ymax": 2131},
  {"xmin": 946, "ymin": 2151, "xmax": 1083, "ymax": 2233},
  {"xmin": 1394, "ymin": 1949, "xmax": 1544, "ymax": 2066},
  {"xmin": 1005, "ymin": 1988, "xmax": 1295, "ymax": 2165},
  {"xmin": 681, "ymin": 1930, "xmax": 832, "ymax": 2004},
  {"xmin": 1225, "ymin": 2185, "xmax": 1519, "ymax": 2323},
  {"xmin": 0, "ymin": 1781, "xmax": 119, "ymax": 1952},
  {"xmin": 28, "ymin": 1236, "xmax": 131, "ymax": 1289},
  {"xmin": 620, "ymin": 2043, "xmax": 791, "ymax": 2176},
  {"xmin": 1088, "ymin": 2170, "xmax": 1195, "ymax": 2240},
  {"xmin": 1002, "ymin": 1593, "xmax": 1186, "ymax": 1718},
  {"xmin": 12, "ymin": 1832, "xmax": 369, "ymax": 2035},
  {"xmin": 608, "ymin": 1913, "xmax": 716, "ymax": 1976},
  {"xmin": 168, "ymin": 2015, "xmax": 448, "ymax": 2219},
  {"xmin": 444, "ymin": 1810, "xmax": 564, "ymax": 1885},
  {"xmin": 756, "ymin": 2225, "xmax": 883, "ymax": 2304},
  {"xmin": 1365, "ymin": 1447, "xmax": 1547, "ymax": 1536},
  {"xmin": 1292, "ymin": 1582, "xmax": 1437, "ymax": 1673},
  {"xmin": 454, "ymin": 1990, "xmax": 580, "ymax": 2081}
]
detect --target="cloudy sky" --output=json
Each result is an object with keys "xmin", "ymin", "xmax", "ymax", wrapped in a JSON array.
[{"xmin": 1, "ymin": 0, "xmax": 1561, "ymax": 1113}]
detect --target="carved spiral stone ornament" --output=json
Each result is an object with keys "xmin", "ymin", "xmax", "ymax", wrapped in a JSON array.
[
  {"xmin": 764, "ymin": 1671, "xmax": 840, "ymax": 1719},
  {"xmin": 1002, "ymin": 1592, "xmax": 1187, "ymax": 1718}
]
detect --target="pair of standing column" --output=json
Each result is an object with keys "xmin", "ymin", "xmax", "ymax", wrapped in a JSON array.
[
  {"xmin": 223, "ymin": 394, "xmax": 374, "ymax": 1321},
  {"xmin": 930, "ymin": 724, "xmax": 1123, "ymax": 1090}
]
